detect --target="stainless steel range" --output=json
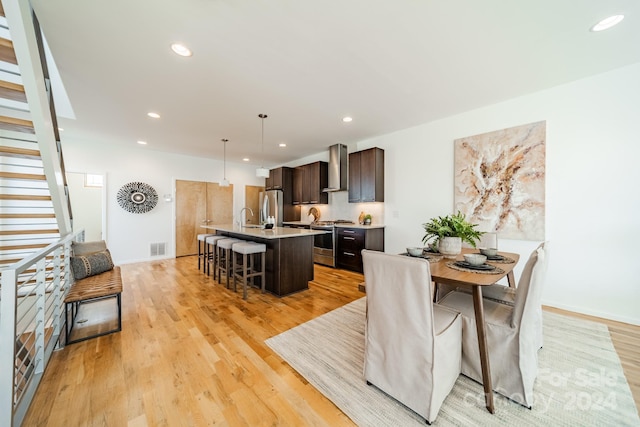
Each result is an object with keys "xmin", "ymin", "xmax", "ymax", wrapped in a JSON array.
[{"xmin": 310, "ymin": 220, "xmax": 355, "ymax": 267}]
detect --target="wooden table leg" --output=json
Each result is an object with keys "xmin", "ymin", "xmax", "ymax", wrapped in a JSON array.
[
  {"xmin": 507, "ymin": 271, "xmax": 516, "ymax": 288},
  {"xmin": 472, "ymin": 286, "xmax": 495, "ymax": 414}
]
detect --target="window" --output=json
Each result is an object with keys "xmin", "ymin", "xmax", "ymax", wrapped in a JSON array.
[{"xmin": 84, "ymin": 174, "xmax": 103, "ymax": 188}]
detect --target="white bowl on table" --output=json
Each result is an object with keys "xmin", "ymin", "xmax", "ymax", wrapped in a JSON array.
[
  {"xmin": 479, "ymin": 247, "xmax": 498, "ymax": 257},
  {"xmin": 463, "ymin": 253, "xmax": 487, "ymax": 266},
  {"xmin": 406, "ymin": 247, "xmax": 423, "ymax": 257}
]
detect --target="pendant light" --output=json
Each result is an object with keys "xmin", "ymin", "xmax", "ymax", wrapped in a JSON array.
[
  {"xmin": 256, "ymin": 113, "xmax": 270, "ymax": 178},
  {"xmin": 220, "ymin": 138, "xmax": 230, "ymax": 187}
]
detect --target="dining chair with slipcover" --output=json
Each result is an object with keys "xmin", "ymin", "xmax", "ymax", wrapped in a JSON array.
[
  {"xmin": 362, "ymin": 249, "xmax": 462, "ymax": 424},
  {"xmin": 436, "ymin": 242, "xmax": 548, "ymax": 407},
  {"xmin": 462, "ymin": 231, "xmax": 498, "ymax": 249}
]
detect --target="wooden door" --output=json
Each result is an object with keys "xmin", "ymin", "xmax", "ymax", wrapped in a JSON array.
[
  {"xmin": 175, "ymin": 180, "xmax": 233, "ymax": 257},
  {"xmin": 206, "ymin": 182, "xmax": 233, "ymax": 225},
  {"xmin": 244, "ymin": 185, "xmax": 264, "ymax": 225},
  {"xmin": 176, "ymin": 180, "xmax": 206, "ymax": 257}
]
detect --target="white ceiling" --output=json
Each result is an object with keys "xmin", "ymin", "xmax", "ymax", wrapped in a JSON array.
[{"xmin": 31, "ymin": 0, "xmax": 640, "ymax": 167}]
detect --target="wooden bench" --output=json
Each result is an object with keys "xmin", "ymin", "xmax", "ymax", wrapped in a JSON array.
[{"xmin": 64, "ymin": 266, "xmax": 123, "ymax": 344}]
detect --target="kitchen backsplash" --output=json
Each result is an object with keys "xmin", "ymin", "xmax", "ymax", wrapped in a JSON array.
[{"xmin": 300, "ymin": 191, "xmax": 384, "ymax": 224}]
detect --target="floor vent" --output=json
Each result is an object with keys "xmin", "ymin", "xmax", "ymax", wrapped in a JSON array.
[{"xmin": 150, "ymin": 242, "xmax": 166, "ymax": 256}]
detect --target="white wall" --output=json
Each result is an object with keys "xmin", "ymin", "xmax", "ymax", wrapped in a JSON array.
[
  {"xmin": 356, "ymin": 62, "xmax": 640, "ymax": 325},
  {"xmin": 66, "ymin": 172, "xmax": 103, "ymax": 241},
  {"xmin": 61, "ymin": 142, "xmax": 265, "ymax": 264}
]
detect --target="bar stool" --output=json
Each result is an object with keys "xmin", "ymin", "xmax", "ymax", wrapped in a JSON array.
[
  {"xmin": 197, "ymin": 234, "xmax": 214, "ymax": 271},
  {"xmin": 231, "ymin": 241, "xmax": 266, "ymax": 300},
  {"xmin": 205, "ymin": 235, "xmax": 225, "ymax": 278},
  {"xmin": 216, "ymin": 238, "xmax": 243, "ymax": 287}
]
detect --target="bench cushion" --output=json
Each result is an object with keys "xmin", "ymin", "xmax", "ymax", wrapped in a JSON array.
[
  {"xmin": 70, "ymin": 249, "xmax": 115, "ymax": 280},
  {"xmin": 72, "ymin": 240, "xmax": 108, "ymax": 256},
  {"xmin": 65, "ymin": 266, "xmax": 123, "ymax": 303}
]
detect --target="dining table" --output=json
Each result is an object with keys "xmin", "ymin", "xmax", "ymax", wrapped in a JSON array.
[{"xmin": 428, "ymin": 247, "xmax": 520, "ymax": 414}]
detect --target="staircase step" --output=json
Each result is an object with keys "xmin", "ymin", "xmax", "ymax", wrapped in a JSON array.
[
  {"xmin": 0, "ymin": 229, "xmax": 59, "ymax": 236},
  {"xmin": 0, "ymin": 80, "xmax": 27, "ymax": 103},
  {"xmin": 0, "ymin": 194, "xmax": 52, "ymax": 201},
  {"xmin": 0, "ymin": 115, "xmax": 34, "ymax": 133},
  {"xmin": 0, "ymin": 37, "xmax": 18, "ymax": 66},
  {"xmin": 0, "ymin": 171, "xmax": 46, "ymax": 181},
  {"xmin": 0, "ymin": 146, "xmax": 41, "ymax": 160},
  {"xmin": 0, "ymin": 213, "xmax": 56, "ymax": 219},
  {"xmin": 1, "ymin": 243, "xmax": 50, "ymax": 251}
]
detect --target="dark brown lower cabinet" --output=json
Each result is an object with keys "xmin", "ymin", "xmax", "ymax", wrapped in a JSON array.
[{"xmin": 336, "ymin": 227, "xmax": 385, "ymax": 273}]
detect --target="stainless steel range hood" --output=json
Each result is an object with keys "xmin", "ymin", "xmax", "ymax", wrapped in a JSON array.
[{"xmin": 323, "ymin": 143, "xmax": 347, "ymax": 192}]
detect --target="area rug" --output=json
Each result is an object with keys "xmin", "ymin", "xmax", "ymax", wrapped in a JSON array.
[{"xmin": 266, "ymin": 297, "xmax": 640, "ymax": 426}]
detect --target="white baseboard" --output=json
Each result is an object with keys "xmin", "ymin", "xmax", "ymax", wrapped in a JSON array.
[{"xmin": 542, "ymin": 299, "xmax": 640, "ymax": 326}]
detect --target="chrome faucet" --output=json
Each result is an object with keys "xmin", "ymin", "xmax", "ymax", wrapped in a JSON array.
[{"xmin": 239, "ymin": 207, "xmax": 254, "ymax": 225}]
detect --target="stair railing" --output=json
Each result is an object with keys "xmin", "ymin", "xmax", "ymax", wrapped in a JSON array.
[{"xmin": 0, "ymin": 230, "xmax": 82, "ymax": 427}]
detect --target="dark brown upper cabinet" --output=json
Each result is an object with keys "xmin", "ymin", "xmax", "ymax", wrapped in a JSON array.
[
  {"xmin": 349, "ymin": 147, "xmax": 384, "ymax": 203},
  {"xmin": 264, "ymin": 166, "xmax": 291, "ymax": 191},
  {"xmin": 292, "ymin": 161, "xmax": 328, "ymax": 204}
]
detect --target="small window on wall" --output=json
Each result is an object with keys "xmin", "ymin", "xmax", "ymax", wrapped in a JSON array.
[{"xmin": 84, "ymin": 174, "xmax": 103, "ymax": 188}]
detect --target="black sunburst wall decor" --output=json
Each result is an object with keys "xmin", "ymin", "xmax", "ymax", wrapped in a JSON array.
[{"xmin": 116, "ymin": 182, "xmax": 158, "ymax": 214}]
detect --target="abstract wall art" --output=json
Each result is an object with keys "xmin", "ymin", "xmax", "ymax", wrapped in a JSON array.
[{"xmin": 454, "ymin": 121, "xmax": 546, "ymax": 240}]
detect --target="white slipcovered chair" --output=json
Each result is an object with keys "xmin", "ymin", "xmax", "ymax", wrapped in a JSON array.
[
  {"xmin": 462, "ymin": 231, "xmax": 498, "ymax": 249},
  {"xmin": 436, "ymin": 242, "xmax": 548, "ymax": 408},
  {"xmin": 362, "ymin": 250, "xmax": 462, "ymax": 424}
]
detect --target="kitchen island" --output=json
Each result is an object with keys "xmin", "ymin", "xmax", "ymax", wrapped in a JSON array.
[{"xmin": 201, "ymin": 224, "xmax": 329, "ymax": 296}]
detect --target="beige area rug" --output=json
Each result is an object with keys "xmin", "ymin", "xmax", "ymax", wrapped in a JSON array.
[{"xmin": 266, "ymin": 298, "xmax": 640, "ymax": 426}]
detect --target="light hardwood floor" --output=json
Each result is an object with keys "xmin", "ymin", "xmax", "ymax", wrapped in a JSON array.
[{"xmin": 22, "ymin": 257, "xmax": 639, "ymax": 426}]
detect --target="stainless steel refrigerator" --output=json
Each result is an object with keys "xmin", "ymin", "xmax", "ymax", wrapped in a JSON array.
[{"xmin": 259, "ymin": 190, "xmax": 284, "ymax": 226}]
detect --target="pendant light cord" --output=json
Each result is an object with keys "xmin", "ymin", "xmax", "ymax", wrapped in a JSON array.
[
  {"xmin": 259, "ymin": 113, "xmax": 267, "ymax": 168},
  {"xmin": 222, "ymin": 138, "xmax": 228, "ymax": 179}
]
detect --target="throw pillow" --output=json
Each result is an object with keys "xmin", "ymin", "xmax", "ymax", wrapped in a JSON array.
[
  {"xmin": 72, "ymin": 240, "xmax": 108, "ymax": 256},
  {"xmin": 71, "ymin": 249, "xmax": 114, "ymax": 280}
]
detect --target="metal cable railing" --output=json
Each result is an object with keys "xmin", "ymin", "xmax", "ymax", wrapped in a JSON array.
[{"xmin": 0, "ymin": 231, "xmax": 80, "ymax": 427}]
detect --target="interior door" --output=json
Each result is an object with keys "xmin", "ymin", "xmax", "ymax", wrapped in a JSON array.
[
  {"xmin": 206, "ymin": 182, "xmax": 233, "ymax": 225},
  {"xmin": 244, "ymin": 185, "xmax": 264, "ymax": 225},
  {"xmin": 176, "ymin": 180, "xmax": 234, "ymax": 257},
  {"xmin": 176, "ymin": 180, "xmax": 206, "ymax": 257}
]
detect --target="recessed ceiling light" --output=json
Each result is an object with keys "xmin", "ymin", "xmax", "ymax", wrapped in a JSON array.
[
  {"xmin": 591, "ymin": 15, "xmax": 624, "ymax": 32},
  {"xmin": 58, "ymin": 127, "xmax": 64, "ymax": 131},
  {"xmin": 342, "ymin": 116, "xmax": 353, "ymax": 123},
  {"xmin": 147, "ymin": 112, "xmax": 160, "ymax": 119},
  {"xmin": 171, "ymin": 43, "xmax": 192, "ymax": 57},
  {"xmin": 137, "ymin": 140, "xmax": 148, "ymax": 145},
  {"xmin": 279, "ymin": 143, "xmax": 287, "ymax": 147},
  {"xmin": 243, "ymin": 158, "xmax": 250, "ymax": 162}
]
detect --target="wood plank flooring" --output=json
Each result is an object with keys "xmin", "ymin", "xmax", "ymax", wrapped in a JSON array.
[{"xmin": 22, "ymin": 257, "xmax": 639, "ymax": 426}]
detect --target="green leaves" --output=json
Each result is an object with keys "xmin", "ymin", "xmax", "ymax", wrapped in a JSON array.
[{"xmin": 422, "ymin": 211, "xmax": 484, "ymax": 248}]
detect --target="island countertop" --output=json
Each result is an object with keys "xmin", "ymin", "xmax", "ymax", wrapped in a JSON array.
[
  {"xmin": 202, "ymin": 224, "xmax": 324, "ymax": 296},
  {"xmin": 201, "ymin": 224, "xmax": 329, "ymax": 239}
]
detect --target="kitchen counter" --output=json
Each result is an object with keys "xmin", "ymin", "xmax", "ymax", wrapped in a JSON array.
[
  {"xmin": 335, "ymin": 223, "xmax": 385, "ymax": 229},
  {"xmin": 202, "ymin": 224, "xmax": 328, "ymax": 239},
  {"xmin": 282, "ymin": 221, "xmax": 386, "ymax": 230},
  {"xmin": 201, "ymin": 224, "xmax": 326, "ymax": 296},
  {"xmin": 282, "ymin": 221, "xmax": 314, "ymax": 227}
]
